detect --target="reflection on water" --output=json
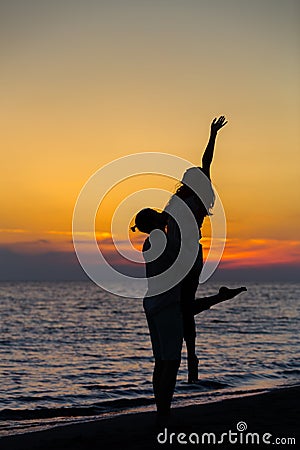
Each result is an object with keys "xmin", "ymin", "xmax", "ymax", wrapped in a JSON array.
[{"xmin": 0, "ymin": 281, "xmax": 299, "ymax": 435}]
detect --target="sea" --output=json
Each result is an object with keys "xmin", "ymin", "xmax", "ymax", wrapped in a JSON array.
[{"xmin": 0, "ymin": 281, "xmax": 299, "ymax": 436}]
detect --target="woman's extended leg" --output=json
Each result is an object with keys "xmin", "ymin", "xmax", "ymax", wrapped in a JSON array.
[{"xmin": 193, "ymin": 286, "xmax": 247, "ymax": 315}]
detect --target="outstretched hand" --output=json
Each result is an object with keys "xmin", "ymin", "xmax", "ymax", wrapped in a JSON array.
[{"xmin": 211, "ymin": 116, "xmax": 227, "ymax": 133}]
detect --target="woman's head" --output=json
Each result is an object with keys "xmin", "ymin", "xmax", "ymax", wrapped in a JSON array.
[
  {"xmin": 131, "ymin": 208, "xmax": 167, "ymax": 234},
  {"xmin": 176, "ymin": 167, "xmax": 215, "ymax": 216}
]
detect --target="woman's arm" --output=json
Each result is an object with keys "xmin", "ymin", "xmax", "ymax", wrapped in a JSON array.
[{"xmin": 202, "ymin": 116, "xmax": 227, "ymax": 177}]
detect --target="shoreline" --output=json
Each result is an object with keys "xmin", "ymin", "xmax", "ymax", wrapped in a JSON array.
[{"xmin": 1, "ymin": 385, "xmax": 299, "ymax": 449}]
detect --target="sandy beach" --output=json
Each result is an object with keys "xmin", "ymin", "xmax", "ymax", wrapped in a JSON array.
[{"xmin": 1, "ymin": 386, "xmax": 299, "ymax": 450}]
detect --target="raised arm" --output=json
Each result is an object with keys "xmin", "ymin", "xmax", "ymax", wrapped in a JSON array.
[{"xmin": 201, "ymin": 116, "xmax": 227, "ymax": 177}]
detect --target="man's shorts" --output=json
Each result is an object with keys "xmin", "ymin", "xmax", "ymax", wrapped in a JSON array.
[{"xmin": 145, "ymin": 302, "xmax": 183, "ymax": 360}]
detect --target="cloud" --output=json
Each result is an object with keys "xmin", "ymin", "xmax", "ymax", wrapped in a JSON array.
[
  {"xmin": 47, "ymin": 230, "xmax": 112, "ymax": 239},
  {"xmin": 210, "ymin": 264, "xmax": 300, "ymax": 283},
  {"xmin": 216, "ymin": 238, "xmax": 300, "ymax": 268},
  {"xmin": 0, "ymin": 247, "xmax": 87, "ymax": 281},
  {"xmin": 0, "ymin": 237, "xmax": 300, "ymax": 281},
  {"xmin": 0, "ymin": 229, "xmax": 28, "ymax": 234}
]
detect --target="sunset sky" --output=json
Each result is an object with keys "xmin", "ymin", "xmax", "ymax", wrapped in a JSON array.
[{"xmin": 1, "ymin": 0, "xmax": 299, "ymax": 281}]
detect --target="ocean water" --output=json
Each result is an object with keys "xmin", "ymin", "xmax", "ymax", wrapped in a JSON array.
[{"xmin": 0, "ymin": 281, "xmax": 299, "ymax": 436}]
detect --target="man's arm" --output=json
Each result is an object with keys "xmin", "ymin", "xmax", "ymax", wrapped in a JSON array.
[{"xmin": 202, "ymin": 116, "xmax": 227, "ymax": 177}]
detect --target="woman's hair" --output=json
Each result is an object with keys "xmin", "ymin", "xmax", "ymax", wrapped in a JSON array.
[
  {"xmin": 175, "ymin": 167, "xmax": 215, "ymax": 217},
  {"xmin": 131, "ymin": 208, "xmax": 168, "ymax": 234}
]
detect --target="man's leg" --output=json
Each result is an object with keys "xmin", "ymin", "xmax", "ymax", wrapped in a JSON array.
[
  {"xmin": 153, "ymin": 359, "xmax": 164, "ymax": 409},
  {"xmin": 148, "ymin": 303, "xmax": 183, "ymax": 424},
  {"xmin": 154, "ymin": 359, "xmax": 181, "ymax": 425}
]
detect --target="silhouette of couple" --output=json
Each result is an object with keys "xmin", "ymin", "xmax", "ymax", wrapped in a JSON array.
[{"xmin": 131, "ymin": 117, "xmax": 246, "ymax": 426}]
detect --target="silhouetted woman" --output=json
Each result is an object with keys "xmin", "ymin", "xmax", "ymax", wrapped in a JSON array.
[{"xmin": 165, "ymin": 116, "xmax": 227, "ymax": 382}]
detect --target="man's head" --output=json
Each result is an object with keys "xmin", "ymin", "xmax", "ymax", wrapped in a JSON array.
[{"xmin": 131, "ymin": 208, "xmax": 166, "ymax": 234}]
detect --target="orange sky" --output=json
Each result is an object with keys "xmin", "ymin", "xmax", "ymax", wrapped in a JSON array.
[{"xmin": 1, "ymin": 1, "xmax": 299, "ymax": 280}]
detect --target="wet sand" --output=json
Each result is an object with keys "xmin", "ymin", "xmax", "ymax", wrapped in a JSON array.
[{"xmin": 1, "ymin": 386, "xmax": 299, "ymax": 449}]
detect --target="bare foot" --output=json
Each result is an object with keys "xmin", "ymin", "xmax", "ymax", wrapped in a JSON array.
[{"xmin": 218, "ymin": 286, "xmax": 247, "ymax": 300}]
